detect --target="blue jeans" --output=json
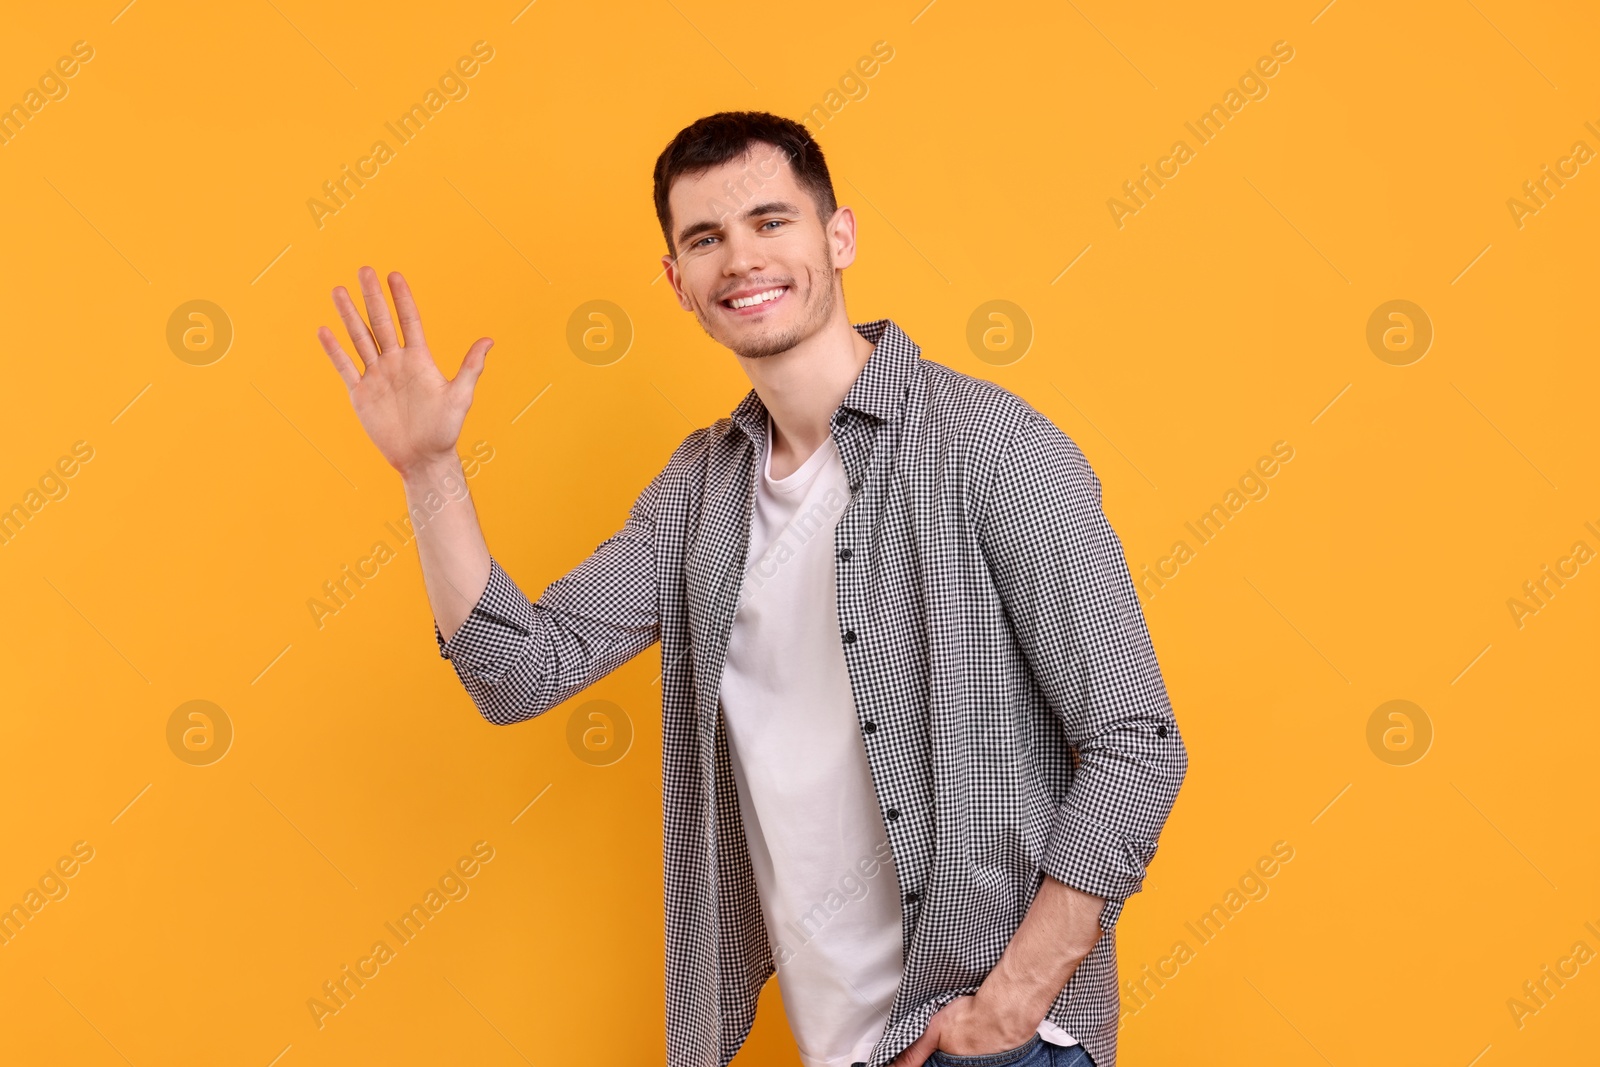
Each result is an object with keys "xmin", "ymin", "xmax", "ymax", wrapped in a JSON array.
[{"xmin": 926, "ymin": 1033, "xmax": 1095, "ymax": 1067}]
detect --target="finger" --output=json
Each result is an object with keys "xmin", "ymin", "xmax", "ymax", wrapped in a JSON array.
[
  {"xmin": 388, "ymin": 271, "xmax": 428, "ymax": 349},
  {"xmin": 316, "ymin": 325, "xmax": 362, "ymax": 390},
  {"xmin": 358, "ymin": 265, "xmax": 401, "ymax": 353},
  {"xmin": 332, "ymin": 284, "xmax": 381, "ymax": 367},
  {"xmin": 450, "ymin": 338, "xmax": 494, "ymax": 402},
  {"xmin": 894, "ymin": 1032, "xmax": 934, "ymax": 1067}
]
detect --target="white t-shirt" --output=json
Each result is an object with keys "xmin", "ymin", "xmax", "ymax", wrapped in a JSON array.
[{"xmin": 718, "ymin": 413, "xmax": 1076, "ymax": 1067}]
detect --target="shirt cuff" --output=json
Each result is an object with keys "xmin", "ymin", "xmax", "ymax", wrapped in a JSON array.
[
  {"xmin": 433, "ymin": 556, "xmax": 537, "ymax": 685},
  {"xmin": 1038, "ymin": 803, "xmax": 1151, "ymax": 932}
]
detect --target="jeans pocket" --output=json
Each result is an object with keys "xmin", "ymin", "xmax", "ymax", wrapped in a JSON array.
[
  {"xmin": 1051, "ymin": 1044, "xmax": 1096, "ymax": 1067},
  {"xmin": 929, "ymin": 1032, "xmax": 1044, "ymax": 1066}
]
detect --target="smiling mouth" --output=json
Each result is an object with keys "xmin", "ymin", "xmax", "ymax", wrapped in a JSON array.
[{"xmin": 721, "ymin": 286, "xmax": 789, "ymax": 313}]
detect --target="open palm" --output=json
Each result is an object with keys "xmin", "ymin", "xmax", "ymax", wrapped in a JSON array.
[{"xmin": 316, "ymin": 266, "xmax": 493, "ymax": 476}]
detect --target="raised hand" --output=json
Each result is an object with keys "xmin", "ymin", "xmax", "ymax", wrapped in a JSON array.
[{"xmin": 317, "ymin": 266, "xmax": 493, "ymax": 477}]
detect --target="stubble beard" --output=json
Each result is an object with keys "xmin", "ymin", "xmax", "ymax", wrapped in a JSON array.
[{"xmin": 696, "ymin": 255, "xmax": 838, "ymax": 361}]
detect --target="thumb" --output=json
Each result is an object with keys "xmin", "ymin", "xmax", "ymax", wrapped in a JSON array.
[
  {"xmin": 451, "ymin": 337, "xmax": 494, "ymax": 400},
  {"xmin": 891, "ymin": 1028, "xmax": 938, "ymax": 1067}
]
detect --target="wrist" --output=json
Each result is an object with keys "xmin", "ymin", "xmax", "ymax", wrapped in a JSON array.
[
  {"xmin": 399, "ymin": 451, "xmax": 463, "ymax": 486},
  {"xmin": 972, "ymin": 980, "xmax": 1046, "ymax": 1043}
]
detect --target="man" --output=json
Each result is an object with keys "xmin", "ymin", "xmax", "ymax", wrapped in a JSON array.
[{"xmin": 316, "ymin": 110, "xmax": 1186, "ymax": 1067}]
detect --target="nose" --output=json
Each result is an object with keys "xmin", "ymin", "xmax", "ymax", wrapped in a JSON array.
[{"xmin": 720, "ymin": 224, "xmax": 768, "ymax": 280}]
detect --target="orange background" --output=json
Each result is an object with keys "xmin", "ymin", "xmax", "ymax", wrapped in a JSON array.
[{"xmin": 2, "ymin": 1, "xmax": 1596, "ymax": 1064}]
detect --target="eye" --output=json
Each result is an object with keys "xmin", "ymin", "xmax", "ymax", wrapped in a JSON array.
[
  {"xmin": 760, "ymin": 219, "xmax": 786, "ymax": 231},
  {"xmin": 691, "ymin": 234, "xmax": 719, "ymax": 249}
]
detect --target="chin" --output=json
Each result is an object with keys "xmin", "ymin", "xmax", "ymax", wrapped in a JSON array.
[
  {"xmin": 729, "ymin": 329, "xmax": 802, "ymax": 360},
  {"xmin": 702, "ymin": 304, "xmax": 802, "ymax": 359}
]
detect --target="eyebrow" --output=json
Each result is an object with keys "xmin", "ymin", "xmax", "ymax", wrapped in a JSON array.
[{"xmin": 676, "ymin": 200, "xmax": 803, "ymax": 250}]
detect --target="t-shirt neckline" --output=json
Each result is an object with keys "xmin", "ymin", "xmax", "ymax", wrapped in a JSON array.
[{"xmin": 763, "ymin": 411, "xmax": 834, "ymax": 494}]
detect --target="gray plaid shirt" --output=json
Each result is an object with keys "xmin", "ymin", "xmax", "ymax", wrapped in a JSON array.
[{"xmin": 434, "ymin": 318, "xmax": 1187, "ymax": 1067}]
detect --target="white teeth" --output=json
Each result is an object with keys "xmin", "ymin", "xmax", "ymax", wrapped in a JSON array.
[{"xmin": 728, "ymin": 287, "xmax": 785, "ymax": 309}]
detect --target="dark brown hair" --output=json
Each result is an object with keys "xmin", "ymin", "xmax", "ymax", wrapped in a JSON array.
[{"xmin": 652, "ymin": 110, "xmax": 837, "ymax": 257}]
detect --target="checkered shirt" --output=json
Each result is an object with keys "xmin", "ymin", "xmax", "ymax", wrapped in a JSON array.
[{"xmin": 434, "ymin": 318, "xmax": 1187, "ymax": 1067}]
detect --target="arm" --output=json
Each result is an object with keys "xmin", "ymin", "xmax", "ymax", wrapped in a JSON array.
[
  {"xmin": 431, "ymin": 456, "xmax": 677, "ymax": 725},
  {"xmin": 914, "ymin": 876, "xmax": 1105, "ymax": 1058},
  {"xmin": 317, "ymin": 265, "xmax": 496, "ymax": 642},
  {"xmin": 900, "ymin": 873, "xmax": 1106, "ymax": 1063},
  {"xmin": 903, "ymin": 413, "xmax": 1187, "ymax": 1063},
  {"xmin": 977, "ymin": 411, "xmax": 1187, "ymax": 933},
  {"xmin": 315, "ymin": 266, "xmax": 674, "ymax": 725},
  {"xmin": 973, "ymin": 875, "xmax": 1104, "ymax": 1040},
  {"xmin": 404, "ymin": 453, "xmax": 491, "ymax": 644}
]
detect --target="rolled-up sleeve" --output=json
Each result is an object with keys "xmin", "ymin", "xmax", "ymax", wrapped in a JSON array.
[
  {"xmin": 977, "ymin": 412, "xmax": 1187, "ymax": 931},
  {"xmin": 434, "ymin": 439, "xmax": 688, "ymax": 725}
]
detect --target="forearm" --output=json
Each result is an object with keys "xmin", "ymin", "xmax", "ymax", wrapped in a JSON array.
[
  {"xmin": 975, "ymin": 874, "xmax": 1105, "ymax": 1034},
  {"xmin": 400, "ymin": 453, "xmax": 491, "ymax": 643}
]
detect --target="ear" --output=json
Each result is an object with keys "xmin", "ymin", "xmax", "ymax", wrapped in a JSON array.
[
  {"xmin": 661, "ymin": 251, "xmax": 692, "ymax": 311},
  {"xmin": 827, "ymin": 206, "xmax": 860, "ymax": 271}
]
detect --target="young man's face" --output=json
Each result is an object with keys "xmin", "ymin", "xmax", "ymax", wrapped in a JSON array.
[{"xmin": 662, "ymin": 143, "xmax": 853, "ymax": 360}]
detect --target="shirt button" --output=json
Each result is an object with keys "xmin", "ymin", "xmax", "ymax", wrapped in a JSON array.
[
  {"xmin": 886, "ymin": 808, "xmax": 900, "ymax": 821},
  {"xmin": 838, "ymin": 547, "xmax": 853, "ymax": 561},
  {"xmin": 905, "ymin": 890, "xmax": 919, "ymax": 904},
  {"xmin": 1157, "ymin": 724, "xmax": 1169, "ymax": 738},
  {"xmin": 850, "ymin": 481, "xmax": 861, "ymax": 493},
  {"xmin": 863, "ymin": 721, "xmax": 877, "ymax": 733},
  {"xmin": 843, "ymin": 629, "xmax": 857, "ymax": 644}
]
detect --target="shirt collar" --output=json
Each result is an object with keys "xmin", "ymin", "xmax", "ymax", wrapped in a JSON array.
[{"xmin": 726, "ymin": 318, "xmax": 919, "ymax": 447}]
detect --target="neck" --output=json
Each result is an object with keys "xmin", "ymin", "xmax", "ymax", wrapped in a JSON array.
[{"xmin": 737, "ymin": 309, "xmax": 876, "ymax": 471}]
